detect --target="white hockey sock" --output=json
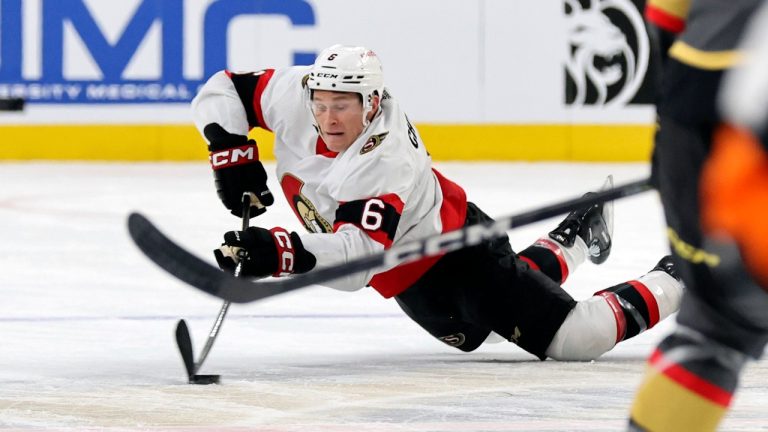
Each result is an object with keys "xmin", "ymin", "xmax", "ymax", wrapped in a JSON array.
[
  {"xmin": 556, "ymin": 235, "xmax": 589, "ymax": 273},
  {"xmin": 545, "ymin": 269, "xmax": 683, "ymax": 361},
  {"xmin": 519, "ymin": 236, "xmax": 588, "ymax": 284}
]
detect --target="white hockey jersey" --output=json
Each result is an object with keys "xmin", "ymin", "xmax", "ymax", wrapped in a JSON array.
[{"xmin": 192, "ymin": 66, "xmax": 467, "ymax": 297}]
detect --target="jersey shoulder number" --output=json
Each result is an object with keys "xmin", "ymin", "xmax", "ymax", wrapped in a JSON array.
[{"xmin": 334, "ymin": 194, "xmax": 404, "ymax": 248}]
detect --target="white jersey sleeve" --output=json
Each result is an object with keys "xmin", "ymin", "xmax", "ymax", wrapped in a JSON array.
[
  {"xmin": 298, "ymin": 228, "xmax": 385, "ymax": 291},
  {"xmin": 191, "ymin": 71, "xmax": 250, "ymax": 138}
]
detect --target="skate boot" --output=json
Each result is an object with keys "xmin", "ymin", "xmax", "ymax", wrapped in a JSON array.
[
  {"xmin": 651, "ymin": 255, "xmax": 682, "ymax": 282},
  {"xmin": 549, "ymin": 192, "xmax": 613, "ymax": 264}
]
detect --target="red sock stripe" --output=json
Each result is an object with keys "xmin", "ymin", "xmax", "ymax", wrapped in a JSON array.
[
  {"xmin": 598, "ymin": 291, "xmax": 626, "ymax": 343},
  {"xmin": 649, "ymin": 349, "xmax": 734, "ymax": 407},
  {"xmin": 519, "ymin": 255, "xmax": 540, "ymax": 271},
  {"xmin": 628, "ymin": 280, "xmax": 661, "ymax": 328},
  {"xmin": 535, "ymin": 238, "xmax": 569, "ymax": 283}
]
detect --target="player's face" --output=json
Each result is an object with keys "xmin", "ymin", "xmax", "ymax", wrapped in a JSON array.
[{"xmin": 310, "ymin": 91, "xmax": 366, "ymax": 152}]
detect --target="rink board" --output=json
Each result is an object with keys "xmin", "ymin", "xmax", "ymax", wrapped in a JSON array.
[{"xmin": 0, "ymin": 123, "xmax": 654, "ymax": 161}]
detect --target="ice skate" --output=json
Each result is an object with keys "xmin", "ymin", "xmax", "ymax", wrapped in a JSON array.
[
  {"xmin": 549, "ymin": 176, "xmax": 614, "ymax": 264},
  {"xmin": 651, "ymin": 255, "xmax": 682, "ymax": 282}
]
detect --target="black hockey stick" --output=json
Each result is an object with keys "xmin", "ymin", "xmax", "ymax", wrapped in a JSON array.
[
  {"xmin": 174, "ymin": 193, "xmax": 257, "ymax": 384},
  {"xmin": 129, "ymin": 177, "xmax": 652, "ymax": 305}
]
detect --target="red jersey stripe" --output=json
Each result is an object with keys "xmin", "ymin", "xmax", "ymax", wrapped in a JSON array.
[
  {"xmin": 253, "ymin": 69, "xmax": 275, "ymax": 132},
  {"xmin": 316, "ymin": 136, "xmax": 339, "ymax": 158},
  {"xmin": 333, "ymin": 193, "xmax": 406, "ymax": 249}
]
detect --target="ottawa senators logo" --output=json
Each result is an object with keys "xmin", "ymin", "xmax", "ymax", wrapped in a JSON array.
[
  {"xmin": 280, "ymin": 173, "xmax": 332, "ymax": 234},
  {"xmin": 360, "ymin": 132, "xmax": 389, "ymax": 155},
  {"xmin": 294, "ymin": 196, "xmax": 332, "ymax": 234}
]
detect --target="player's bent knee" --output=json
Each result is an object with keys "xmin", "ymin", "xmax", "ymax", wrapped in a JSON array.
[{"xmin": 545, "ymin": 297, "xmax": 617, "ymax": 361}]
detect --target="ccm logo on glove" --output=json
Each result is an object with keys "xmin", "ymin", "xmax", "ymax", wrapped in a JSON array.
[
  {"xmin": 214, "ymin": 226, "xmax": 316, "ymax": 278},
  {"xmin": 209, "ymin": 145, "xmax": 258, "ymax": 169},
  {"xmin": 203, "ymin": 123, "xmax": 274, "ymax": 218}
]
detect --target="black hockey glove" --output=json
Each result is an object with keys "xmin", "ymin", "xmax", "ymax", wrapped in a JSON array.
[
  {"xmin": 204, "ymin": 123, "xmax": 274, "ymax": 218},
  {"xmin": 213, "ymin": 226, "xmax": 317, "ymax": 278}
]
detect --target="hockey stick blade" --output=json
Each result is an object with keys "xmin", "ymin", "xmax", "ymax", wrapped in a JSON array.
[
  {"xmin": 175, "ymin": 319, "xmax": 195, "ymax": 380},
  {"xmin": 128, "ymin": 177, "xmax": 652, "ymax": 304},
  {"xmin": 176, "ymin": 318, "xmax": 222, "ymax": 384}
]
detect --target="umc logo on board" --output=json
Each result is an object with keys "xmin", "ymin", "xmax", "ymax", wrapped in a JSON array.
[
  {"xmin": 0, "ymin": 0, "xmax": 316, "ymax": 104},
  {"xmin": 564, "ymin": 0, "xmax": 655, "ymax": 106}
]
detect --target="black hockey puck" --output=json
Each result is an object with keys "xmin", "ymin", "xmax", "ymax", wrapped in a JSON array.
[{"xmin": 189, "ymin": 374, "xmax": 220, "ymax": 385}]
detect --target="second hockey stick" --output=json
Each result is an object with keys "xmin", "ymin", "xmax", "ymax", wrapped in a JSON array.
[{"xmin": 130, "ymin": 177, "xmax": 652, "ymax": 305}]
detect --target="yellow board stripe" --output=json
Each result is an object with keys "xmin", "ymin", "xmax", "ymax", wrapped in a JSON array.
[
  {"xmin": 0, "ymin": 123, "xmax": 653, "ymax": 162},
  {"xmin": 631, "ymin": 366, "xmax": 727, "ymax": 432},
  {"xmin": 0, "ymin": 125, "xmax": 209, "ymax": 161},
  {"xmin": 669, "ymin": 40, "xmax": 744, "ymax": 70}
]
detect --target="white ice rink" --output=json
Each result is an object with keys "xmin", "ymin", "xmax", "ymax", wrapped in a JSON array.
[{"xmin": 1, "ymin": 162, "xmax": 767, "ymax": 431}]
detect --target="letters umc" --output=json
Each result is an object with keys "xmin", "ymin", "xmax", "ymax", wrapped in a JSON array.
[{"xmin": 0, "ymin": 0, "xmax": 316, "ymax": 102}]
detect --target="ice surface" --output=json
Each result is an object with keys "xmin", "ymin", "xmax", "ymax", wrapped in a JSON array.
[{"xmin": 1, "ymin": 162, "xmax": 766, "ymax": 431}]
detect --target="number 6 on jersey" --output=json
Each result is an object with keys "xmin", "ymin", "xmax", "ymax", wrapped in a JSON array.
[{"xmin": 361, "ymin": 199, "xmax": 385, "ymax": 230}]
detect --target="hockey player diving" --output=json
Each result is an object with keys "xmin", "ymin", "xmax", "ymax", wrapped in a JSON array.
[{"xmin": 191, "ymin": 44, "xmax": 684, "ymax": 361}]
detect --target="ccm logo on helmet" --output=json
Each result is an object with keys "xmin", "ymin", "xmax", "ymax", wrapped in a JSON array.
[
  {"xmin": 209, "ymin": 145, "xmax": 258, "ymax": 170},
  {"xmin": 315, "ymin": 73, "xmax": 339, "ymax": 78}
]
